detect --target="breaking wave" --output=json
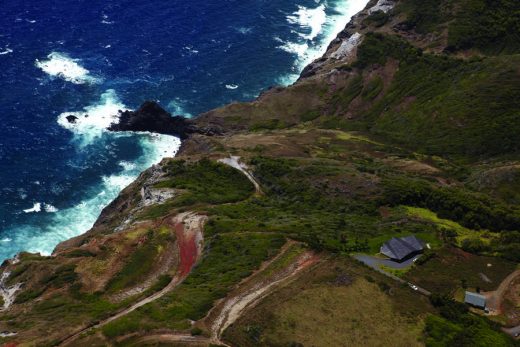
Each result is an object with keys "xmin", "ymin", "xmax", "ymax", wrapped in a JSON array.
[{"xmin": 35, "ymin": 52, "xmax": 99, "ymax": 84}]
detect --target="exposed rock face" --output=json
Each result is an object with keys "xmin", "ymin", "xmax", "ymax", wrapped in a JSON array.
[{"xmin": 108, "ymin": 101, "xmax": 220, "ymax": 139}]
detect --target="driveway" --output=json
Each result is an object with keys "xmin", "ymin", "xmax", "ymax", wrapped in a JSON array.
[
  {"xmin": 353, "ymin": 254, "xmax": 431, "ymax": 296},
  {"xmin": 503, "ymin": 325, "xmax": 520, "ymax": 339},
  {"xmin": 353, "ymin": 254, "xmax": 421, "ymax": 270}
]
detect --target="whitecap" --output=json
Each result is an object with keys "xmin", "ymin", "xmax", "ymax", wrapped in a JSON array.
[
  {"xmin": 0, "ymin": 238, "xmax": 12, "ymax": 243},
  {"xmin": 119, "ymin": 161, "xmax": 137, "ymax": 171},
  {"xmin": 43, "ymin": 204, "xmax": 59, "ymax": 213},
  {"xmin": 57, "ymin": 89, "xmax": 125, "ymax": 145},
  {"xmin": 236, "ymin": 27, "xmax": 252, "ymax": 34},
  {"xmin": 183, "ymin": 46, "xmax": 199, "ymax": 54},
  {"xmin": 0, "ymin": 48, "xmax": 13, "ymax": 55},
  {"xmin": 278, "ymin": 41, "xmax": 309, "ymax": 58},
  {"xmin": 225, "ymin": 84, "xmax": 239, "ymax": 90},
  {"xmin": 277, "ymin": 0, "xmax": 369, "ymax": 86},
  {"xmin": 35, "ymin": 52, "xmax": 98, "ymax": 84},
  {"xmin": 286, "ymin": 5, "xmax": 327, "ymax": 41},
  {"xmin": 23, "ymin": 203, "xmax": 41, "ymax": 213},
  {"xmin": 167, "ymin": 99, "xmax": 192, "ymax": 117},
  {"xmin": 101, "ymin": 14, "xmax": 115, "ymax": 25},
  {"xmin": 2, "ymin": 133, "xmax": 180, "ymax": 259}
]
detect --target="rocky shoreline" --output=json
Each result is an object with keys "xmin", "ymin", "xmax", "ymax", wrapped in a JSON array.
[
  {"xmin": 11, "ymin": 0, "xmax": 383, "ymax": 261},
  {"xmin": 107, "ymin": 101, "xmax": 221, "ymax": 139}
]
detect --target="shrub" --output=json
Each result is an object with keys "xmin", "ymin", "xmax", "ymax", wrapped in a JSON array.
[{"xmin": 191, "ymin": 327, "xmax": 203, "ymax": 336}]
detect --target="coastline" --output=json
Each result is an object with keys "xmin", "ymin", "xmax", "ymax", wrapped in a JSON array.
[
  {"xmin": 58, "ymin": 0, "xmax": 380, "ymax": 255},
  {"xmin": 3, "ymin": 0, "xmax": 378, "ymax": 264}
]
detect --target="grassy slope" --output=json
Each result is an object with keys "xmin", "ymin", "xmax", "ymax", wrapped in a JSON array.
[{"xmin": 223, "ymin": 257, "xmax": 431, "ymax": 346}]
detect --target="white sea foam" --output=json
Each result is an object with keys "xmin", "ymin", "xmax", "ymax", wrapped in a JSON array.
[
  {"xmin": 22, "ymin": 202, "xmax": 58, "ymax": 213},
  {"xmin": 23, "ymin": 203, "xmax": 41, "ymax": 213},
  {"xmin": 119, "ymin": 161, "xmax": 137, "ymax": 171},
  {"xmin": 5, "ymin": 132, "xmax": 180, "ymax": 258},
  {"xmin": 287, "ymin": 5, "xmax": 327, "ymax": 40},
  {"xmin": 43, "ymin": 204, "xmax": 59, "ymax": 213},
  {"xmin": 183, "ymin": 46, "xmax": 199, "ymax": 55},
  {"xmin": 167, "ymin": 99, "xmax": 192, "ymax": 118},
  {"xmin": 277, "ymin": 0, "xmax": 369, "ymax": 85},
  {"xmin": 279, "ymin": 41, "xmax": 309, "ymax": 57},
  {"xmin": 0, "ymin": 238, "xmax": 11, "ymax": 243},
  {"xmin": 0, "ymin": 92, "xmax": 182, "ymax": 259},
  {"xmin": 35, "ymin": 52, "xmax": 98, "ymax": 84},
  {"xmin": 236, "ymin": 27, "xmax": 252, "ymax": 35},
  {"xmin": 57, "ymin": 89, "xmax": 124, "ymax": 145},
  {"xmin": 225, "ymin": 84, "xmax": 239, "ymax": 90},
  {"xmin": 101, "ymin": 14, "xmax": 115, "ymax": 25},
  {"xmin": 0, "ymin": 48, "xmax": 13, "ymax": 55}
]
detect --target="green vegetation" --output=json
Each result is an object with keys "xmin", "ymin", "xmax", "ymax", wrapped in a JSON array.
[
  {"xmin": 106, "ymin": 229, "xmax": 172, "ymax": 292},
  {"xmin": 448, "ymin": 0, "xmax": 520, "ymax": 54},
  {"xmin": 102, "ymin": 233, "xmax": 285, "ymax": 337},
  {"xmin": 397, "ymin": 0, "xmax": 445, "ymax": 34},
  {"xmin": 405, "ymin": 247, "xmax": 517, "ymax": 294},
  {"xmin": 425, "ymin": 295, "xmax": 516, "ymax": 346},
  {"xmin": 342, "ymin": 33, "xmax": 520, "ymax": 159},
  {"xmin": 250, "ymin": 119, "xmax": 288, "ymax": 131},
  {"xmin": 363, "ymin": 10, "xmax": 390, "ymax": 28},
  {"xmin": 223, "ymin": 257, "xmax": 431, "ymax": 346},
  {"xmin": 398, "ymin": 0, "xmax": 520, "ymax": 54},
  {"xmin": 154, "ymin": 158, "xmax": 255, "ymax": 206},
  {"xmin": 3, "ymin": 1, "xmax": 520, "ymax": 344},
  {"xmin": 383, "ymin": 177, "xmax": 520, "ymax": 232},
  {"xmin": 361, "ymin": 76, "xmax": 384, "ymax": 101},
  {"xmin": 330, "ymin": 75, "xmax": 363, "ymax": 110}
]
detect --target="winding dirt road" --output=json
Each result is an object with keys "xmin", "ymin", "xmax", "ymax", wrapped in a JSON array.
[
  {"xmin": 58, "ymin": 212, "xmax": 206, "ymax": 346},
  {"xmin": 218, "ymin": 156, "xmax": 263, "ymax": 194},
  {"xmin": 483, "ymin": 269, "xmax": 520, "ymax": 314},
  {"xmin": 130, "ymin": 244, "xmax": 319, "ymax": 346},
  {"xmin": 208, "ymin": 250, "xmax": 318, "ymax": 343}
]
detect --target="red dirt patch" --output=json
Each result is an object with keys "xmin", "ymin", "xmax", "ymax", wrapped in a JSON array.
[{"xmin": 174, "ymin": 221, "xmax": 198, "ymax": 277}]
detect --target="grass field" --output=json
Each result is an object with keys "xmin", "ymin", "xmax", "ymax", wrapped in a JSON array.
[
  {"xmin": 404, "ymin": 247, "xmax": 517, "ymax": 294},
  {"xmin": 223, "ymin": 257, "xmax": 432, "ymax": 346}
]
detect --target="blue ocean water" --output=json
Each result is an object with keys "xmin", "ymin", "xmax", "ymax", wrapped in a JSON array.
[{"xmin": 0, "ymin": 0, "xmax": 367, "ymax": 262}]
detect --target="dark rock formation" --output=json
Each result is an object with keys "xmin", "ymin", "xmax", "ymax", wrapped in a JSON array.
[
  {"xmin": 66, "ymin": 115, "xmax": 78, "ymax": 123},
  {"xmin": 108, "ymin": 101, "xmax": 220, "ymax": 139}
]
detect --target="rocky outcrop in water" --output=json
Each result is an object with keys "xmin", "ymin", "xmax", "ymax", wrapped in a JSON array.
[{"xmin": 108, "ymin": 101, "xmax": 220, "ymax": 139}]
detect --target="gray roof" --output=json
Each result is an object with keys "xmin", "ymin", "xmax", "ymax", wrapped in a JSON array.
[
  {"xmin": 465, "ymin": 291, "xmax": 486, "ymax": 308},
  {"xmin": 380, "ymin": 235, "xmax": 424, "ymax": 261}
]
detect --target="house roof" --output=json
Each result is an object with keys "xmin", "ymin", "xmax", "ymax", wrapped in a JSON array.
[
  {"xmin": 380, "ymin": 235, "xmax": 424, "ymax": 261},
  {"xmin": 465, "ymin": 291, "xmax": 486, "ymax": 308}
]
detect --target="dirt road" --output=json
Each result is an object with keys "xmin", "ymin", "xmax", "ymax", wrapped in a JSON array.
[
  {"xmin": 484, "ymin": 269, "xmax": 520, "ymax": 314},
  {"xmin": 58, "ymin": 212, "xmax": 206, "ymax": 346},
  {"xmin": 218, "ymin": 156, "xmax": 263, "ymax": 194},
  {"xmin": 207, "ymin": 248, "xmax": 319, "ymax": 344},
  {"xmin": 130, "ymin": 243, "xmax": 319, "ymax": 347}
]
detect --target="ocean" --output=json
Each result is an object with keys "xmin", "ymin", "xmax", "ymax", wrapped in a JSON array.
[{"xmin": 0, "ymin": 0, "xmax": 367, "ymax": 262}]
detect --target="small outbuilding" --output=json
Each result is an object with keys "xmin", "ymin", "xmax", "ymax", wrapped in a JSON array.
[
  {"xmin": 464, "ymin": 291, "xmax": 486, "ymax": 310},
  {"xmin": 380, "ymin": 235, "xmax": 424, "ymax": 262}
]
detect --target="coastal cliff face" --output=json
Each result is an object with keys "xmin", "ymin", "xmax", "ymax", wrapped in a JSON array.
[{"xmin": 1, "ymin": 0, "xmax": 520, "ymax": 346}]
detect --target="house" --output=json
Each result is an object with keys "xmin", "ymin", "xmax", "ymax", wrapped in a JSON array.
[
  {"xmin": 380, "ymin": 235, "xmax": 424, "ymax": 262},
  {"xmin": 464, "ymin": 291, "xmax": 486, "ymax": 309}
]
